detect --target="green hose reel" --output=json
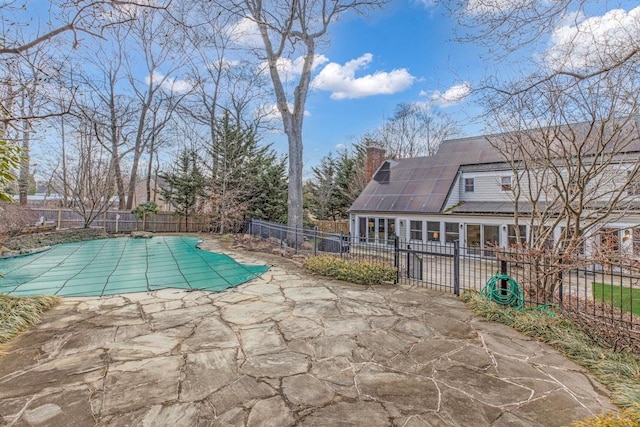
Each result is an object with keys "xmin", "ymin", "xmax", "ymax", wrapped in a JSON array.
[{"xmin": 480, "ymin": 274, "xmax": 525, "ymax": 310}]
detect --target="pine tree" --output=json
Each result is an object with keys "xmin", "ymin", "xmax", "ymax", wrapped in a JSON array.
[
  {"xmin": 205, "ymin": 113, "xmax": 287, "ymax": 232},
  {"xmin": 333, "ymin": 141, "xmax": 369, "ymax": 217},
  {"xmin": 307, "ymin": 154, "xmax": 341, "ymax": 220},
  {"xmin": 158, "ymin": 149, "xmax": 205, "ymax": 232},
  {"xmin": 306, "ymin": 141, "xmax": 369, "ymax": 221},
  {"xmin": 249, "ymin": 154, "xmax": 288, "ymax": 223}
]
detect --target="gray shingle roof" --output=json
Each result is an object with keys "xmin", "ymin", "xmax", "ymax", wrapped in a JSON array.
[
  {"xmin": 350, "ymin": 135, "xmax": 504, "ymax": 214},
  {"xmin": 350, "ymin": 118, "xmax": 640, "ymax": 215}
]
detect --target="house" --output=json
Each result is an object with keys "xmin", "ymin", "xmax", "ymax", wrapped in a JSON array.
[{"xmin": 349, "ymin": 119, "xmax": 640, "ymax": 257}]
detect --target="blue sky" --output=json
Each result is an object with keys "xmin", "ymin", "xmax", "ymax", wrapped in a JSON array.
[
  {"xmin": 283, "ymin": 1, "xmax": 483, "ymax": 168},
  {"xmin": 261, "ymin": 0, "xmax": 640, "ymax": 172},
  {"xmin": 12, "ymin": 0, "xmax": 640, "ymax": 179},
  {"xmin": 133, "ymin": 0, "xmax": 487, "ymax": 173}
]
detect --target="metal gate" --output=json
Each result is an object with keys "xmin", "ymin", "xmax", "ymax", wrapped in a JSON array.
[{"xmin": 396, "ymin": 239, "xmax": 460, "ymax": 295}]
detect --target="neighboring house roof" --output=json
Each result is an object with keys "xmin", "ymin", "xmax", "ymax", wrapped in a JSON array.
[
  {"xmin": 350, "ymin": 118, "xmax": 640, "ymax": 215},
  {"xmin": 349, "ymin": 135, "xmax": 504, "ymax": 214}
]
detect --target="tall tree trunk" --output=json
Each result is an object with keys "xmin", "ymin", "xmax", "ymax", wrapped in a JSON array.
[
  {"xmin": 126, "ymin": 144, "xmax": 144, "ymax": 210},
  {"xmin": 107, "ymin": 80, "xmax": 126, "ymax": 210},
  {"xmin": 60, "ymin": 115, "xmax": 69, "ymax": 207},
  {"xmin": 18, "ymin": 92, "xmax": 31, "ymax": 205},
  {"xmin": 18, "ymin": 124, "xmax": 30, "ymax": 205},
  {"xmin": 125, "ymin": 89, "xmax": 152, "ymax": 210},
  {"xmin": 286, "ymin": 125, "xmax": 304, "ymax": 235},
  {"xmin": 146, "ymin": 141, "xmax": 154, "ymax": 203}
]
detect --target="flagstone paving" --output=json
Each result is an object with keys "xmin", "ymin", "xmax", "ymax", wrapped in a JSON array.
[{"xmin": 0, "ymin": 239, "xmax": 616, "ymax": 426}]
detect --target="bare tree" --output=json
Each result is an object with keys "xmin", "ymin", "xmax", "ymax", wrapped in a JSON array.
[
  {"xmin": 0, "ymin": 202, "xmax": 36, "ymax": 243},
  {"xmin": 487, "ymin": 68, "xmax": 640, "ymax": 301},
  {"xmin": 0, "ymin": 1, "xmax": 173, "ymax": 202},
  {"xmin": 51, "ymin": 116, "xmax": 117, "ymax": 228},
  {"xmin": 377, "ymin": 102, "xmax": 459, "ymax": 158},
  {"xmin": 0, "ymin": 1, "xmax": 173, "ymax": 56},
  {"xmin": 177, "ymin": 3, "xmax": 272, "ymax": 185},
  {"xmin": 77, "ymin": 29, "xmax": 133, "ymax": 210},
  {"xmin": 219, "ymin": 0, "xmax": 388, "ymax": 232},
  {"xmin": 123, "ymin": 10, "xmax": 189, "ymax": 210},
  {"xmin": 445, "ymin": 1, "xmax": 640, "ymax": 302},
  {"xmin": 70, "ymin": 10, "xmax": 186, "ymax": 211}
]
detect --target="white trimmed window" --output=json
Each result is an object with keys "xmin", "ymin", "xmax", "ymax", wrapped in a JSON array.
[
  {"xmin": 501, "ymin": 176, "xmax": 512, "ymax": 191},
  {"xmin": 445, "ymin": 222, "xmax": 459, "ymax": 243},
  {"xmin": 410, "ymin": 220, "xmax": 423, "ymax": 241},
  {"xmin": 427, "ymin": 221, "xmax": 440, "ymax": 242},
  {"xmin": 464, "ymin": 178, "xmax": 474, "ymax": 193}
]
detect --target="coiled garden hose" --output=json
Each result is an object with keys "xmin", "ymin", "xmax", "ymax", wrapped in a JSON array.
[{"xmin": 480, "ymin": 274, "xmax": 525, "ymax": 310}]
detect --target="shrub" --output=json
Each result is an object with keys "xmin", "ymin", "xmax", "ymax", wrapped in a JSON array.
[
  {"xmin": 572, "ymin": 404, "xmax": 640, "ymax": 427},
  {"xmin": 303, "ymin": 255, "xmax": 396, "ymax": 285},
  {"xmin": 0, "ymin": 203, "xmax": 36, "ymax": 243},
  {"xmin": 1, "ymin": 293, "xmax": 61, "ymax": 345}
]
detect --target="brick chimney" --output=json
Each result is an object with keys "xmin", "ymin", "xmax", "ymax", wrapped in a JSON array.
[{"xmin": 365, "ymin": 143, "xmax": 386, "ymax": 182}]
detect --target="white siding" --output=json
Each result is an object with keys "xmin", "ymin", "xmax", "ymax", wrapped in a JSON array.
[
  {"xmin": 459, "ymin": 172, "xmax": 515, "ymax": 202},
  {"xmin": 444, "ymin": 172, "xmax": 460, "ymax": 209}
]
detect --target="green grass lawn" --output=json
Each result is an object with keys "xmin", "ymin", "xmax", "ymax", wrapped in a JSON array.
[{"xmin": 592, "ymin": 282, "xmax": 640, "ymax": 316}]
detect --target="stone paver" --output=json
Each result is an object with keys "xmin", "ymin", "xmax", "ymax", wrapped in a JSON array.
[{"xmin": 0, "ymin": 239, "xmax": 617, "ymax": 426}]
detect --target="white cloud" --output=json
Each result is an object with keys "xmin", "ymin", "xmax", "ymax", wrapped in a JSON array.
[
  {"xmin": 312, "ymin": 53, "xmax": 415, "ymax": 99},
  {"xmin": 226, "ymin": 17, "xmax": 263, "ymax": 48},
  {"xmin": 207, "ymin": 58, "xmax": 240, "ymax": 71},
  {"xmin": 261, "ymin": 103, "xmax": 310, "ymax": 123},
  {"xmin": 146, "ymin": 71, "xmax": 194, "ymax": 94},
  {"xmin": 275, "ymin": 55, "xmax": 329, "ymax": 75},
  {"xmin": 429, "ymin": 82, "xmax": 472, "ymax": 106},
  {"xmin": 546, "ymin": 6, "xmax": 640, "ymax": 71},
  {"xmin": 262, "ymin": 104, "xmax": 282, "ymax": 123},
  {"xmin": 256, "ymin": 55, "xmax": 329, "ymax": 83},
  {"xmin": 335, "ymin": 143, "xmax": 346, "ymax": 151}
]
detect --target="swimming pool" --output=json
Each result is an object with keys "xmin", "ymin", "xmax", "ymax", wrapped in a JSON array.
[{"xmin": 0, "ymin": 236, "xmax": 269, "ymax": 297}]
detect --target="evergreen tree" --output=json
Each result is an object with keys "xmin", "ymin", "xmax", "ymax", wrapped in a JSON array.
[
  {"xmin": 307, "ymin": 141, "xmax": 369, "ymax": 221},
  {"xmin": 158, "ymin": 149, "xmax": 205, "ymax": 232},
  {"xmin": 249, "ymin": 154, "xmax": 288, "ymax": 223},
  {"xmin": 205, "ymin": 113, "xmax": 287, "ymax": 232},
  {"xmin": 307, "ymin": 154, "xmax": 341, "ymax": 220}
]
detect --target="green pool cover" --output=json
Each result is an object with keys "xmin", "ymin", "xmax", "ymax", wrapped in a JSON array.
[{"xmin": 0, "ymin": 236, "xmax": 269, "ymax": 297}]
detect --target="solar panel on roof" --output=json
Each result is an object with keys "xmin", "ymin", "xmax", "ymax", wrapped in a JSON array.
[
  {"xmin": 373, "ymin": 161, "xmax": 391, "ymax": 183},
  {"xmin": 350, "ymin": 119, "xmax": 640, "ymax": 215}
]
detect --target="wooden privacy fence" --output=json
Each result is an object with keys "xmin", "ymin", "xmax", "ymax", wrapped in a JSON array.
[
  {"xmin": 28, "ymin": 209, "xmax": 211, "ymax": 233},
  {"xmin": 315, "ymin": 220, "xmax": 349, "ymax": 234}
]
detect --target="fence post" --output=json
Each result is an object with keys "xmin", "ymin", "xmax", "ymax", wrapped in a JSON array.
[
  {"xmin": 57, "ymin": 208, "xmax": 62, "ymax": 229},
  {"xmin": 314, "ymin": 226, "xmax": 318, "ymax": 256},
  {"xmin": 500, "ymin": 259, "xmax": 508, "ymax": 296},
  {"xmin": 339, "ymin": 232, "xmax": 343, "ymax": 258},
  {"xmin": 454, "ymin": 240, "xmax": 460, "ymax": 296},
  {"xmin": 558, "ymin": 252, "xmax": 564, "ymax": 304},
  {"xmin": 394, "ymin": 236, "xmax": 400, "ymax": 284},
  {"xmin": 278, "ymin": 223, "xmax": 282, "ymax": 247},
  {"xmin": 295, "ymin": 226, "xmax": 299, "ymax": 254}
]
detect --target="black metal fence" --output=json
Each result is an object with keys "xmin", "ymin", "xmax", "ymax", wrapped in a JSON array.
[
  {"xmin": 245, "ymin": 218, "xmax": 395, "ymax": 265},
  {"xmin": 246, "ymin": 218, "xmax": 639, "ymax": 340}
]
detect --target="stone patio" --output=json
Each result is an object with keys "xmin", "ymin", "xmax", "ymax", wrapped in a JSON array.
[{"xmin": 0, "ymin": 239, "xmax": 616, "ymax": 426}]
